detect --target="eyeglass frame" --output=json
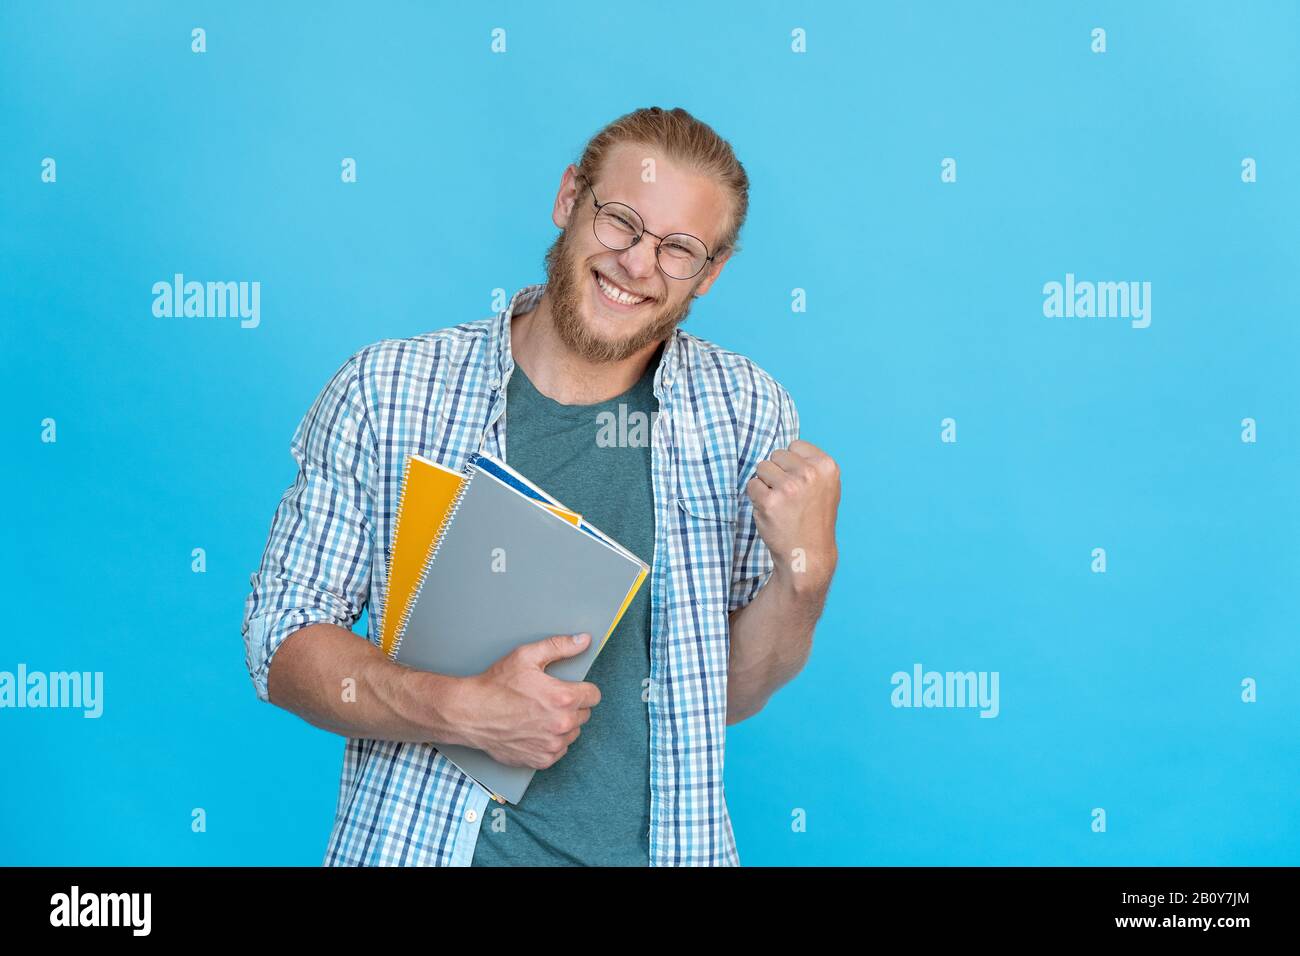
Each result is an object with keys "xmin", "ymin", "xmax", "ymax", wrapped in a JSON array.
[{"xmin": 576, "ymin": 172, "xmax": 716, "ymax": 280}]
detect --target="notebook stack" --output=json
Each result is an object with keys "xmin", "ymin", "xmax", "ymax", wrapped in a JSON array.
[{"xmin": 378, "ymin": 451, "xmax": 649, "ymax": 804}]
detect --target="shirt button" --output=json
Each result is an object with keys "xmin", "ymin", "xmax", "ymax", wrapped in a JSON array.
[{"xmin": 465, "ymin": 808, "xmax": 478, "ymax": 823}]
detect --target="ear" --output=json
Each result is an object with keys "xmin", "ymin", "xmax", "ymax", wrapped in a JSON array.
[
  {"xmin": 691, "ymin": 248, "xmax": 732, "ymax": 297},
  {"xmin": 553, "ymin": 164, "xmax": 584, "ymax": 230}
]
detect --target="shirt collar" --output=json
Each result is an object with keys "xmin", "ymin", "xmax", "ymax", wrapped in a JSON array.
[{"xmin": 493, "ymin": 282, "xmax": 683, "ymax": 401}]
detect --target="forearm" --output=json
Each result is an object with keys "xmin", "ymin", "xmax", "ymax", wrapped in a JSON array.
[
  {"xmin": 265, "ymin": 622, "xmax": 472, "ymax": 745},
  {"xmin": 726, "ymin": 570, "xmax": 827, "ymax": 724}
]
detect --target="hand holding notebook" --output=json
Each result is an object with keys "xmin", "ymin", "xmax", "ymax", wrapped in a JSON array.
[{"xmin": 451, "ymin": 629, "xmax": 603, "ymax": 771}]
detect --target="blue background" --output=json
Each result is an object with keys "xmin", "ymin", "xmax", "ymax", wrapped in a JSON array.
[{"xmin": 2, "ymin": 1, "xmax": 1297, "ymax": 865}]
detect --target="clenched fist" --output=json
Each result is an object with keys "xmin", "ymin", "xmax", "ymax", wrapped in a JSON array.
[{"xmin": 744, "ymin": 439, "xmax": 841, "ymax": 597}]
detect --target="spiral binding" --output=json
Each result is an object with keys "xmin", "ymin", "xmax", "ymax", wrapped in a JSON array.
[
  {"xmin": 387, "ymin": 456, "xmax": 478, "ymax": 662},
  {"xmin": 379, "ymin": 454, "xmax": 414, "ymax": 656}
]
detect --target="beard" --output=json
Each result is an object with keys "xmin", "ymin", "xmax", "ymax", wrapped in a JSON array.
[{"xmin": 541, "ymin": 225, "xmax": 698, "ymax": 364}]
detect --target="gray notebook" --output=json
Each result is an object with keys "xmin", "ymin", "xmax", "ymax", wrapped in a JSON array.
[{"xmin": 392, "ymin": 457, "xmax": 648, "ymax": 804}]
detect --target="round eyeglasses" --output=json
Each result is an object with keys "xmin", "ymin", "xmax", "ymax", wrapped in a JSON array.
[{"xmin": 578, "ymin": 173, "xmax": 715, "ymax": 280}]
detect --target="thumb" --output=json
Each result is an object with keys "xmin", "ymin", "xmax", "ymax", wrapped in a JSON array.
[{"xmin": 525, "ymin": 632, "xmax": 591, "ymax": 668}]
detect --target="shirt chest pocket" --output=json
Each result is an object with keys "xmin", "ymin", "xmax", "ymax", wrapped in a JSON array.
[{"xmin": 675, "ymin": 491, "xmax": 737, "ymax": 524}]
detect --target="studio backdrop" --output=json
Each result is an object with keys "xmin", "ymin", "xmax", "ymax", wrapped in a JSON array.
[{"xmin": 3, "ymin": 1, "xmax": 1297, "ymax": 865}]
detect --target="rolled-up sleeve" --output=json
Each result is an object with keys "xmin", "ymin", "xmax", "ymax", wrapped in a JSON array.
[
  {"xmin": 728, "ymin": 381, "xmax": 799, "ymax": 614},
  {"xmin": 241, "ymin": 353, "xmax": 378, "ymax": 703}
]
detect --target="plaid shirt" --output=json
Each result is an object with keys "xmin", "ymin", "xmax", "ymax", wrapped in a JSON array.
[{"xmin": 241, "ymin": 283, "xmax": 798, "ymax": 866}]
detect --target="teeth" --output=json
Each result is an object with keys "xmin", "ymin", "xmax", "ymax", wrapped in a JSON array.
[{"xmin": 595, "ymin": 271, "xmax": 647, "ymax": 306}]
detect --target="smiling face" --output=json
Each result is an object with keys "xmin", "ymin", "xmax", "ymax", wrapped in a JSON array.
[{"xmin": 541, "ymin": 142, "xmax": 733, "ymax": 364}]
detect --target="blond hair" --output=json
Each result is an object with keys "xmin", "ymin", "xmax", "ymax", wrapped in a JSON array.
[{"xmin": 574, "ymin": 106, "xmax": 750, "ymax": 257}]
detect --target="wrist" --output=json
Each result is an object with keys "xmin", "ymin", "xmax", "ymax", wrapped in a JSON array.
[{"xmin": 771, "ymin": 560, "xmax": 833, "ymax": 609}]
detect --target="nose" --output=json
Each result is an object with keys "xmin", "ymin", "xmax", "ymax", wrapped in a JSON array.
[{"xmin": 616, "ymin": 234, "xmax": 659, "ymax": 283}]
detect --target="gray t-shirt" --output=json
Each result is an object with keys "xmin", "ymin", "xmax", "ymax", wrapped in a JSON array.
[{"xmin": 470, "ymin": 349, "xmax": 659, "ymax": 866}]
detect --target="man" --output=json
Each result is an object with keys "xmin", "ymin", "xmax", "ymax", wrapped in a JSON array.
[{"xmin": 241, "ymin": 106, "xmax": 840, "ymax": 866}]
